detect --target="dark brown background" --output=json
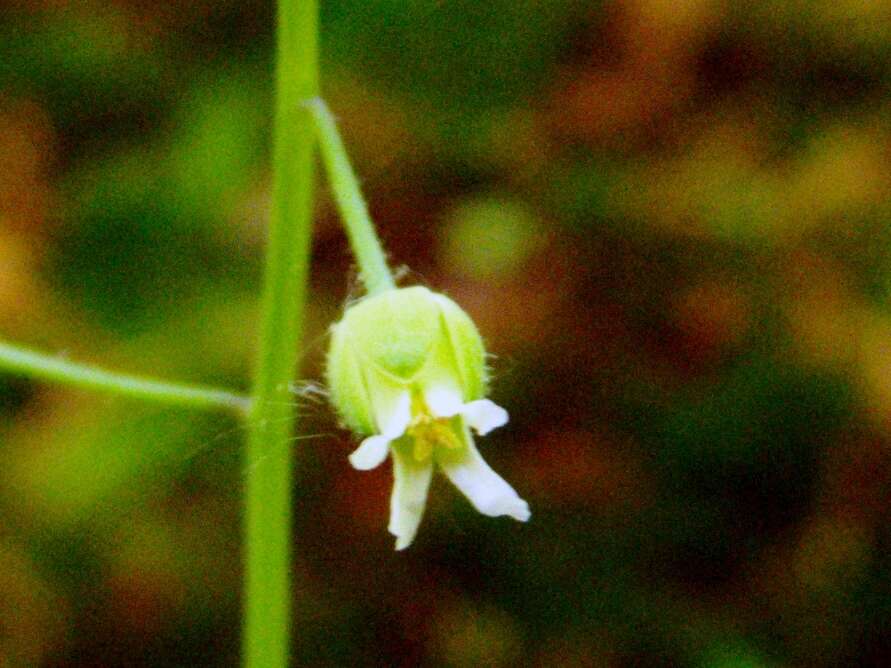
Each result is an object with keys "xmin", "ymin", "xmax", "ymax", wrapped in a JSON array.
[{"xmin": 1, "ymin": 1, "xmax": 889, "ymax": 665}]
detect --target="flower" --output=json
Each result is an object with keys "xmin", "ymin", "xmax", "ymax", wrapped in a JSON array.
[{"xmin": 327, "ymin": 286, "xmax": 530, "ymax": 550}]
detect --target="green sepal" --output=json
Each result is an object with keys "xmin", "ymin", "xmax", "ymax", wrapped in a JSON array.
[
  {"xmin": 432, "ymin": 293, "xmax": 488, "ymax": 401},
  {"xmin": 326, "ymin": 286, "xmax": 490, "ymax": 435},
  {"xmin": 326, "ymin": 319, "xmax": 376, "ymax": 434}
]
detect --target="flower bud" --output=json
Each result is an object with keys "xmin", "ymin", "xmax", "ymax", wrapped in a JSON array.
[{"xmin": 327, "ymin": 286, "xmax": 529, "ymax": 550}]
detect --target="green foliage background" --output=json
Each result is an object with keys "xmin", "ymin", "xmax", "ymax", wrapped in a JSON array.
[{"xmin": 1, "ymin": 0, "xmax": 890, "ymax": 665}]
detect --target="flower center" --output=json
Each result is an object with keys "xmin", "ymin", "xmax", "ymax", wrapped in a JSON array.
[{"xmin": 406, "ymin": 394, "xmax": 463, "ymax": 462}]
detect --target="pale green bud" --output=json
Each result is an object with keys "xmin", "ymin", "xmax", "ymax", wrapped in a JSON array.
[
  {"xmin": 326, "ymin": 286, "xmax": 529, "ymax": 550},
  {"xmin": 327, "ymin": 286, "xmax": 487, "ymax": 434}
]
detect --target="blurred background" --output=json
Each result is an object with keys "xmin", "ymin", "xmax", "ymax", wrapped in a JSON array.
[{"xmin": 1, "ymin": 0, "xmax": 890, "ymax": 665}]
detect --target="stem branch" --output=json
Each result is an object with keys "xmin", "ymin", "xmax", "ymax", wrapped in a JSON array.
[
  {"xmin": 305, "ymin": 98, "xmax": 395, "ymax": 295},
  {"xmin": 0, "ymin": 340, "xmax": 248, "ymax": 413}
]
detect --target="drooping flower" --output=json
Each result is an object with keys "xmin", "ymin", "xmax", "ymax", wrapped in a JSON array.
[{"xmin": 327, "ymin": 286, "xmax": 530, "ymax": 550}]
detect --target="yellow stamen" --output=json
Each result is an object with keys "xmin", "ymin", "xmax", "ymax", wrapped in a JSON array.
[
  {"xmin": 405, "ymin": 393, "xmax": 466, "ymax": 462},
  {"xmin": 413, "ymin": 438, "xmax": 433, "ymax": 462},
  {"xmin": 408, "ymin": 418, "xmax": 464, "ymax": 462},
  {"xmin": 435, "ymin": 422, "xmax": 463, "ymax": 449}
]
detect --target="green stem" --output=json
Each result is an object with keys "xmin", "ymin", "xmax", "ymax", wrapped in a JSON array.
[
  {"xmin": 243, "ymin": 0, "xmax": 317, "ymax": 666},
  {"xmin": 0, "ymin": 339, "xmax": 249, "ymax": 413},
  {"xmin": 305, "ymin": 98, "xmax": 395, "ymax": 295}
]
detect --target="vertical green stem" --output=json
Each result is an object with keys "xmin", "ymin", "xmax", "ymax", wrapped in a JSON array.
[
  {"xmin": 244, "ymin": 0, "xmax": 317, "ymax": 666},
  {"xmin": 305, "ymin": 99, "xmax": 395, "ymax": 295}
]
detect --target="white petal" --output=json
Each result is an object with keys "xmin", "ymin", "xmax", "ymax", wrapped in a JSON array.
[
  {"xmin": 460, "ymin": 399, "xmax": 509, "ymax": 436},
  {"xmin": 424, "ymin": 386, "xmax": 463, "ymax": 418},
  {"xmin": 388, "ymin": 449, "xmax": 434, "ymax": 550},
  {"xmin": 349, "ymin": 435, "xmax": 391, "ymax": 471},
  {"xmin": 439, "ymin": 437, "xmax": 530, "ymax": 521},
  {"xmin": 380, "ymin": 391, "xmax": 411, "ymax": 439}
]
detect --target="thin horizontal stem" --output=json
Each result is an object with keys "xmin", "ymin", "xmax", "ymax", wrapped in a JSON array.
[
  {"xmin": 0, "ymin": 339, "xmax": 250, "ymax": 414},
  {"xmin": 304, "ymin": 97, "xmax": 395, "ymax": 296}
]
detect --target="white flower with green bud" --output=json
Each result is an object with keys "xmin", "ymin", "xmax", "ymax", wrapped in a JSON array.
[{"xmin": 326, "ymin": 286, "xmax": 530, "ymax": 550}]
